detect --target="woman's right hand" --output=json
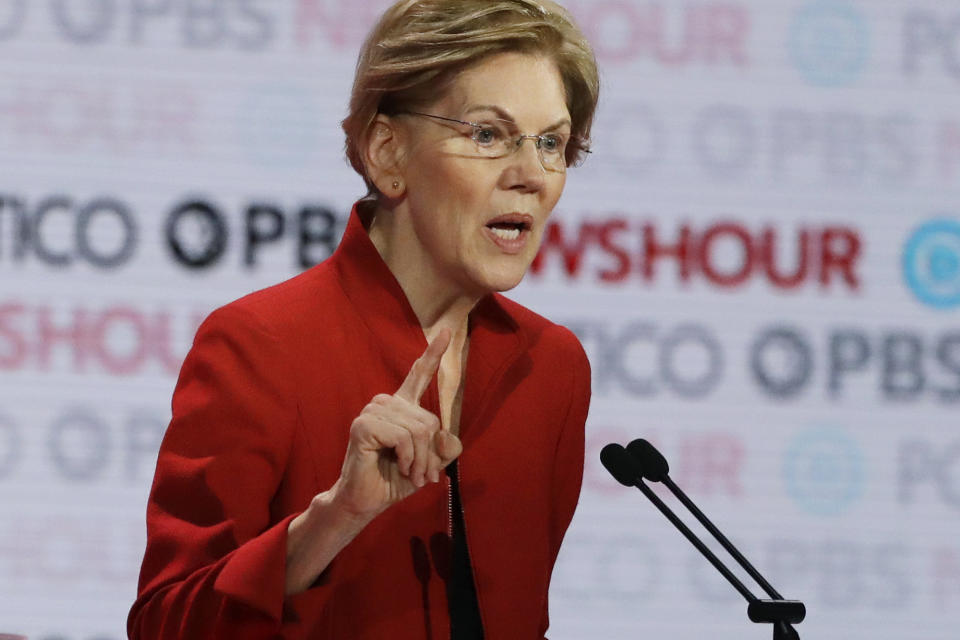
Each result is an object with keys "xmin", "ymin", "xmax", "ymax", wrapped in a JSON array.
[
  {"xmin": 286, "ymin": 330, "xmax": 463, "ymax": 594},
  {"xmin": 330, "ymin": 328, "xmax": 463, "ymax": 519}
]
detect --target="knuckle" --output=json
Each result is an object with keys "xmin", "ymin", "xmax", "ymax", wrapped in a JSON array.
[
  {"xmin": 350, "ymin": 417, "xmax": 369, "ymax": 435},
  {"xmin": 406, "ymin": 420, "xmax": 428, "ymax": 437}
]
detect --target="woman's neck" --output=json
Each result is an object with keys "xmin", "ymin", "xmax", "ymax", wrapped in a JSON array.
[
  {"xmin": 368, "ymin": 202, "xmax": 474, "ymax": 432},
  {"xmin": 367, "ymin": 203, "xmax": 480, "ymax": 340}
]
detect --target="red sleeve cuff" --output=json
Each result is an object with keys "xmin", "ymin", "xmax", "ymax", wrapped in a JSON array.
[{"xmin": 214, "ymin": 512, "xmax": 299, "ymax": 621}]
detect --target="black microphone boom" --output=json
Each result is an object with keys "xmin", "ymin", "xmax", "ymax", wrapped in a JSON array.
[
  {"xmin": 602, "ymin": 439, "xmax": 806, "ymax": 640},
  {"xmin": 600, "ymin": 443, "xmax": 758, "ymax": 602},
  {"xmin": 626, "ymin": 438, "xmax": 783, "ymax": 600}
]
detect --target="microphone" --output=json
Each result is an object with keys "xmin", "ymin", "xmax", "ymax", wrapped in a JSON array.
[
  {"xmin": 601, "ymin": 439, "xmax": 806, "ymax": 640},
  {"xmin": 626, "ymin": 438, "xmax": 784, "ymax": 601},
  {"xmin": 625, "ymin": 438, "xmax": 668, "ymax": 481},
  {"xmin": 601, "ymin": 443, "xmax": 760, "ymax": 602},
  {"xmin": 599, "ymin": 443, "xmax": 641, "ymax": 487}
]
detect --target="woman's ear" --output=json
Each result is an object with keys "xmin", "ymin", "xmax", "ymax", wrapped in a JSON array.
[{"xmin": 364, "ymin": 114, "xmax": 407, "ymax": 197}]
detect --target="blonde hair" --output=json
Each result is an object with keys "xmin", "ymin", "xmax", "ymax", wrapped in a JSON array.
[{"xmin": 342, "ymin": 0, "xmax": 600, "ymax": 193}]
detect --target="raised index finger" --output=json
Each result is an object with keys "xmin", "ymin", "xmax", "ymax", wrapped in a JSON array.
[{"xmin": 395, "ymin": 328, "xmax": 451, "ymax": 405}]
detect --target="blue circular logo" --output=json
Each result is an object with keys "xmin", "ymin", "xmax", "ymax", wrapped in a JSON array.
[
  {"xmin": 903, "ymin": 219, "xmax": 960, "ymax": 309},
  {"xmin": 788, "ymin": 1, "xmax": 870, "ymax": 87},
  {"xmin": 783, "ymin": 427, "xmax": 864, "ymax": 516}
]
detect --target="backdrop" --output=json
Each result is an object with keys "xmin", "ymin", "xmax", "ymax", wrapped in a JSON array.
[{"xmin": 1, "ymin": 1, "xmax": 958, "ymax": 638}]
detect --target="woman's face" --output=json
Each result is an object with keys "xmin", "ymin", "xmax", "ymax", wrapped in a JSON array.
[{"xmin": 397, "ymin": 52, "xmax": 570, "ymax": 297}]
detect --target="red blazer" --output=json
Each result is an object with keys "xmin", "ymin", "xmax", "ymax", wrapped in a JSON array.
[{"xmin": 128, "ymin": 204, "xmax": 591, "ymax": 639}]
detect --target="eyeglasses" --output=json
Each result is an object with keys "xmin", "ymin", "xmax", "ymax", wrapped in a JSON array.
[{"xmin": 402, "ymin": 111, "xmax": 591, "ymax": 173}]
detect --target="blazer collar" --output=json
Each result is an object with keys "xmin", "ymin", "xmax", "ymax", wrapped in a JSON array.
[{"xmin": 331, "ymin": 201, "xmax": 425, "ymax": 361}]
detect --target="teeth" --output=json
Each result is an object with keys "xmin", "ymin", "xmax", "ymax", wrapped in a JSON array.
[{"xmin": 490, "ymin": 226, "xmax": 521, "ymax": 240}]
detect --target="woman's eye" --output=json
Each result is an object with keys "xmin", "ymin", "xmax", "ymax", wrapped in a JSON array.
[
  {"xmin": 541, "ymin": 134, "xmax": 565, "ymax": 153},
  {"xmin": 474, "ymin": 126, "xmax": 504, "ymax": 146}
]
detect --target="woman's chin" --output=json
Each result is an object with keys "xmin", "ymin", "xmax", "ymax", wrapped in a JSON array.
[
  {"xmin": 476, "ymin": 265, "xmax": 529, "ymax": 294},
  {"xmin": 452, "ymin": 253, "xmax": 535, "ymax": 296}
]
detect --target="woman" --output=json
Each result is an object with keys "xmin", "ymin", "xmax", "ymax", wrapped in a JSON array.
[{"xmin": 129, "ymin": 1, "xmax": 599, "ymax": 638}]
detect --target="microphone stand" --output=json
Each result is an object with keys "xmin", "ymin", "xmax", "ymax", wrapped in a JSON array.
[{"xmin": 601, "ymin": 441, "xmax": 805, "ymax": 640}]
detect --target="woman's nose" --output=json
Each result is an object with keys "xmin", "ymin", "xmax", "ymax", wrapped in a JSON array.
[{"xmin": 504, "ymin": 137, "xmax": 547, "ymax": 192}]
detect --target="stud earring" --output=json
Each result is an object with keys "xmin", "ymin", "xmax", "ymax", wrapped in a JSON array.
[{"xmin": 391, "ymin": 180, "xmax": 401, "ymax": 191}]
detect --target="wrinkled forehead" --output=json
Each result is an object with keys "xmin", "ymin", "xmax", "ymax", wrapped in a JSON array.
[{"xmin": 431, "ymin": 52, "xmax": 571, "ymax": 129}]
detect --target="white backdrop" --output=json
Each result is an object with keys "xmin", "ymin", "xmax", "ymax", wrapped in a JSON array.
[{"xmin": 1, "ymin": 1, "xmax": 958, "ymax": 638}]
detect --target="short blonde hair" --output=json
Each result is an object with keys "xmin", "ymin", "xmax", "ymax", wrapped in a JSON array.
[{"xmin": 342, "ymin": 0, "xmax": 600, "ymax": 193}]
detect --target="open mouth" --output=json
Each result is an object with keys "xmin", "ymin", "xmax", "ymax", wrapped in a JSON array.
[
  {"xmin": 485, "ymin": 214, "xmax": 533, "ymax": 241},
  {"xmin": 487, "ymin": 222, "xmax": 526, "ymax": 240}
]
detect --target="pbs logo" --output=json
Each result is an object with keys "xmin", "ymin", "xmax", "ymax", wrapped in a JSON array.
[
  {"xmin": 783, "ymin": 426, "xmax": 865, "ymax": 517},
  {"xmin": 788, "ymin": 0, "xmax": 870, "ymax": 87},
  {"xmin": 903, "ymin": 219, "xmax": 960, "ymax": 310}
]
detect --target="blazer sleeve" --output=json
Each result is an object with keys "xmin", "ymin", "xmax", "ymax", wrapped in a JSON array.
[
  {"xmin": 128, "ymin": 305, "xmax": 311, "ymax": 639},
  {"xmin": 539, "ymin": 330, "xmax": 591, "ymax": 639}
]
